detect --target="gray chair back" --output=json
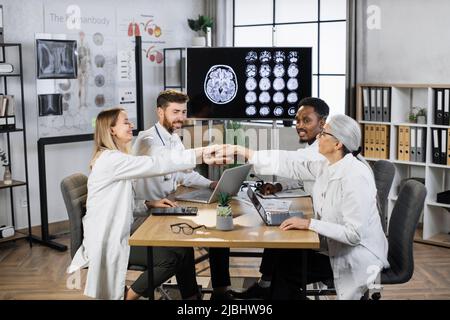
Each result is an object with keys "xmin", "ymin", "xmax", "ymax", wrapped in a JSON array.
[
  {"xmin": 373, "ymin": 160, "xmax": 395, "ymax": 233},
  {"xmin": 60, "ymin": 173, "xmax": 88, "ymax": 258},
  {"xmin": 381, "ymin": 179, "xmax": 426, "ymax": 284}
]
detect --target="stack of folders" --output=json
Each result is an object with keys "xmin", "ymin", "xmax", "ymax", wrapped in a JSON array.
[
  {"xmin": 409, "ymin": 127, "xmax": 427, "ymax": 163},
  {"xmin": 362, "ymin": 86, "xmax": 391, "ymax": 122},
  {"xmin": 434, "ymin": 89, "xmax": 450, "ymax": 126},
  {"xmin": 363, "ymin": 124, "xmax": 390, "ymax": 159},
  {"xmin": 397, "ymin": 126, "xmax": 410, "ymax": 161},
  {"xmin": 431, "ymin": 128, "xmax": 449, "ymax": 165},
  {"xmin": 0, "ymin": 95, "xmax": 16, "ymax": 130}
]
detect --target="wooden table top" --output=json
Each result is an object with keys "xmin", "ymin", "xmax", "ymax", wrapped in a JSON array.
[{"xmin": 129, "ymin": 187, "xmax": 320, "ymax": 249}]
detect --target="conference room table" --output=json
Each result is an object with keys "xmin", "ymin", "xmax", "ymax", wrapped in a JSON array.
[{"xmin": 129, "ymin": 187, "xmax": 320, "ymax": 300}]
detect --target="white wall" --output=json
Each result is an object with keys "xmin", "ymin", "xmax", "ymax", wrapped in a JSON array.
[
  {"xmin": 357, "ymin": 0, "xmax": 450, "ymax": 83},
  {"xmin": 0, "ymin": 0, "xmax": 205, "ymax": 229}
]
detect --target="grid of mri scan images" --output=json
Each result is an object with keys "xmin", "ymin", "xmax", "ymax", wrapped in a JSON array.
[
  {"xmin": 186, "ymin": 47, "xmax": 311, "ymax": 119},
  {"xmin": 244, "ymin": 50, "xmax": 302, "ymax": 118}
]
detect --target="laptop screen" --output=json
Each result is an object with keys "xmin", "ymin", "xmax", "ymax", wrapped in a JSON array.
[{"xmin": 247, "ymin": 187, "xmax": 268, "ymax": 224}]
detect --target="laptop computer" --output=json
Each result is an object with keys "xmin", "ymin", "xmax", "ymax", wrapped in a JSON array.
[
  {"xmin": 175, "ymin": 164, "xmax": 253, "ymax": 204},
  {"xmin": 247, "ymin": 187, "xmax": 304, "ymax": 226}
]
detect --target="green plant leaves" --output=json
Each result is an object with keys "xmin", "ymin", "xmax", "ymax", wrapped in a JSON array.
[
  {"xmin": 187, "ymin": 15, "xmax": 213, "ymax": 34},
  {"xmin": 217, "ymin": 191, "xmax": 231, "ymax": 207}
]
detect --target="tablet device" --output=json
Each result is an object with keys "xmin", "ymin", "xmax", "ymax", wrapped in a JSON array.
[{"xmin": 150, "ymin": 207, "xmax": 198, "ymax": 216}]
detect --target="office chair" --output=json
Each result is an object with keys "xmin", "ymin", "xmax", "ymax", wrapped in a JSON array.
[
  {"xmin": 310, "ymin": 160, "xmax": 395, "ymax": 298},
  {"xmin": 371, "ymin": 179, "xmax": 426, "ymax": 299},
  {"xmin": 373, "ymin": 160, "xmax": 395, "ymax": 234},
  {"xmin": 60, "ymin": 173, "xmax": 172, "ymax": 300},
  {"xmin": 308, "ymin": 179, "xmax": 426, "ymax": 300}
]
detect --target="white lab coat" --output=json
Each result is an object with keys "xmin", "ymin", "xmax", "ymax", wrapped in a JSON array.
[
  {"xmin": 132, "ymin": 122, "xmax": 212, "ymax": 200},
  {"xmin": 67, "ymin": 149, "xmax": 197, "ymax": 300},
  {"xmin": 276, "ymin": 140, "xmax": 325, "ymax": 194},
  {"xmin": 250, "ymin": 152, "xmax": 389, "ymax": 299}
]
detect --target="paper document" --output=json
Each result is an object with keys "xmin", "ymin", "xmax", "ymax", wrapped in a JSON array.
[
  {"xmin": 257, "ymin": 188, "xmax": 310, "ymax": 199},
  {"xmin": 259, "ymin": 199, "xmax": 292, "ymax": 212}
]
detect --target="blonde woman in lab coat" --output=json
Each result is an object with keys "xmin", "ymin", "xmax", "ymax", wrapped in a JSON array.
[
  {"xmin": 228, "ymin": 114, "xmax": 389, "ymax": 299},
  {"xmin": 67, "ymin": 108, "xmax": 225, "ymax": 300}
]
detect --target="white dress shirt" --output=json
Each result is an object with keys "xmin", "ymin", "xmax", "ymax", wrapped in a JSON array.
[
  {"xmin": 67, "ymin": 149, "xmax": 197, "ymax": 300},
  {"xmin": 250, "ymin": 152, "xmax": 389, "ymax": 299},
  {"xmin": 132, "ymin": 122, "xmax": 212, "ymax": 200}
]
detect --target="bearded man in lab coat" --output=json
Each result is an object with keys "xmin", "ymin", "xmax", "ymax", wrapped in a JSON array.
[{"xmin": 132, "ymin": 90, "xmax": 218, "ymax": 201}]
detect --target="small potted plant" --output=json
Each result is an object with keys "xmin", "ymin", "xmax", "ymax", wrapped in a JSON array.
[
  {"xmin": 416, "ymin": 107, "xmax": 427, "ymax": 124},
  {"xmin": 408, "ymin": 109, "xmax": 417, "ymax": 123},
  {"xmin": 187, "ymin": 15, "xmax": 213, "ymax": 47},
  {"xmin": 216, "ymin": 192, "xmax": 233, "ymax": 231},
  {"xmin": 0, "ymin": 147, "xmax": 12, "ymax": 185}
]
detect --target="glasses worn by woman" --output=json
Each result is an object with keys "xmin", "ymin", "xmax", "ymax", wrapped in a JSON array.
[
  {"xmin": 170, "ymin": 223, "xmax": 206, "ymax": 235},
  {"xmin": 317, "ymin": 130, "xmax": 336, "ymax": 139}
]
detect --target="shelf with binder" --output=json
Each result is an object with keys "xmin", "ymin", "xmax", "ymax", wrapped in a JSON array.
[
  {"xmin": 430, "ymin": 124, "xmax": 450, "ymax": 129},
  {"xmin": 428, "ymin": 163, "xmax": 450, "ymax": 169},
  {"xmin": 393, "ymin": 122, "xmax": 428, "ymax": 128},
  {"xmin": 358, "ymin": 85, "xmax": 392, "ymax": 122},
  {"xmin": 359, "ymin": 120, "xmax": 392, "ymax": 125},
  {"xmin": 430, "ymin": 127, "xmax": 449, "ymax": 166},
  {"xmin": 423, "ymin": 163, "xmax": 450, "ymax": 247},
  {"xmin": 358, "ymin": 83, "xmax": 450, "ymax": 247},
  {"xmin": 362, "ymin": 123, "xmax": 390, "ymax": 160},
  {"xmin": 394, "ymin": 125, "xmax": 427, "ymax": 163},
  {"xmin": 391, "ymin": 159, "xmax": 427, "ymax": 167},
  {"xmin": 427, "ymin": 201, "xmax": 450, "ymax": 209},
  {"xmin": 431, "ymin": 88, "xmax": 450, "ymax": 126},
  {"xmin": 0, "ymin": 43, "xmax": 32, "ymax": 246}
]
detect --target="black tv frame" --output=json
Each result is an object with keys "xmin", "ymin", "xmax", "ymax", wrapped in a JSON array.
[{"xmin": 187, "ymin": 47, "xmax": 312, "ymax": 120}]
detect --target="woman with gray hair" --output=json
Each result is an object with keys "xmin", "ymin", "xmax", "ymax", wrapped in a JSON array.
[{"xmin": 230, "ymin": 114, "xmax": 389, "ymax": 299}]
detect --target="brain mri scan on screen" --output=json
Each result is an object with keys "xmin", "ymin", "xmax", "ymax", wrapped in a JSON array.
[{"xmin": 187, "ymin": 47, "xmax": 311, "ymax": 119}]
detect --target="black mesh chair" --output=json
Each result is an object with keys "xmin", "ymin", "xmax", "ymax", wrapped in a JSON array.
[
  {"xmin": 371, "ymin": 179, "xmax": 426, "ymax": 299},
  {"xmin": 373, "ymin": 160, "xmax": 395, "ymax": 233}
]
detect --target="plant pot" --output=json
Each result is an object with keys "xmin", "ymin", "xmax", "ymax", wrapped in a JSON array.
[
  {"xmin": 192, "ymin": 36, "xmax": 206, "ymax": 47},
  {"xmin": 417, "ymin": 115, "xmax": 426, "ymax": 124},
  {"xmin": 216, "ymin": 215, "xmax": 233, "ymax": 231},
  {"xmin": 216, "ymin": 205, "xmax": 233, "ymax": 231}
]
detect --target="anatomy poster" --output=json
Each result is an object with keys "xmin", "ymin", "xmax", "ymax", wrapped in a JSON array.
[{"xmin": 39, "ymin": 2, "xmax": 172, "ymax": 137}]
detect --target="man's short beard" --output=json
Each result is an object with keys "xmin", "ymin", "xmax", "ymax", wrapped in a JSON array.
[
  {"xmin": 299, "ymin": 136, "xmax": 316, "ymax": 145},
  {"xmin": 163, "ymin": 117, "xmax": 182, "ymax": 134}
]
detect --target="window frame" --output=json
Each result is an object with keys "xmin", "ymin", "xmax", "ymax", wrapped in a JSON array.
[{"xmin": 232, "ymin": 0, "xmax": 349, "ymax": 123}]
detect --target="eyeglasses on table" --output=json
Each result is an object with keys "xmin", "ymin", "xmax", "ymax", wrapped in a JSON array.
[{"xmin": 170, "ymin": 222, "xmax": 206, "ymax": 235}]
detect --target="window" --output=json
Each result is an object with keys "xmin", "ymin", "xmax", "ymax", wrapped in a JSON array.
[{"xmin": 233, "ymin": 0, "xmax": 347, "ymax": 117}]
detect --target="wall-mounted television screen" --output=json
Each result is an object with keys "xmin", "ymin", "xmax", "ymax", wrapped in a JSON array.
[
  {"xmin": 187, "ymin": 47, "xmax": 311, "ymax": 120},
  {"xmin": 36, "ymin": 39, "xmax": 78, "ymax": 79}
]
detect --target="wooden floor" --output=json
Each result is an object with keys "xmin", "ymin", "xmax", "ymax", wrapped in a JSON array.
[{"xmin": 0, "ymin": 234, "xmax": 449, "ymax": 300}]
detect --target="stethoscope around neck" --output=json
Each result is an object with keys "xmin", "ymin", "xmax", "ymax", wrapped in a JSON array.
[{"xmin": 155, "ymin": 125, "xmax": 172, "ymax": 181}]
